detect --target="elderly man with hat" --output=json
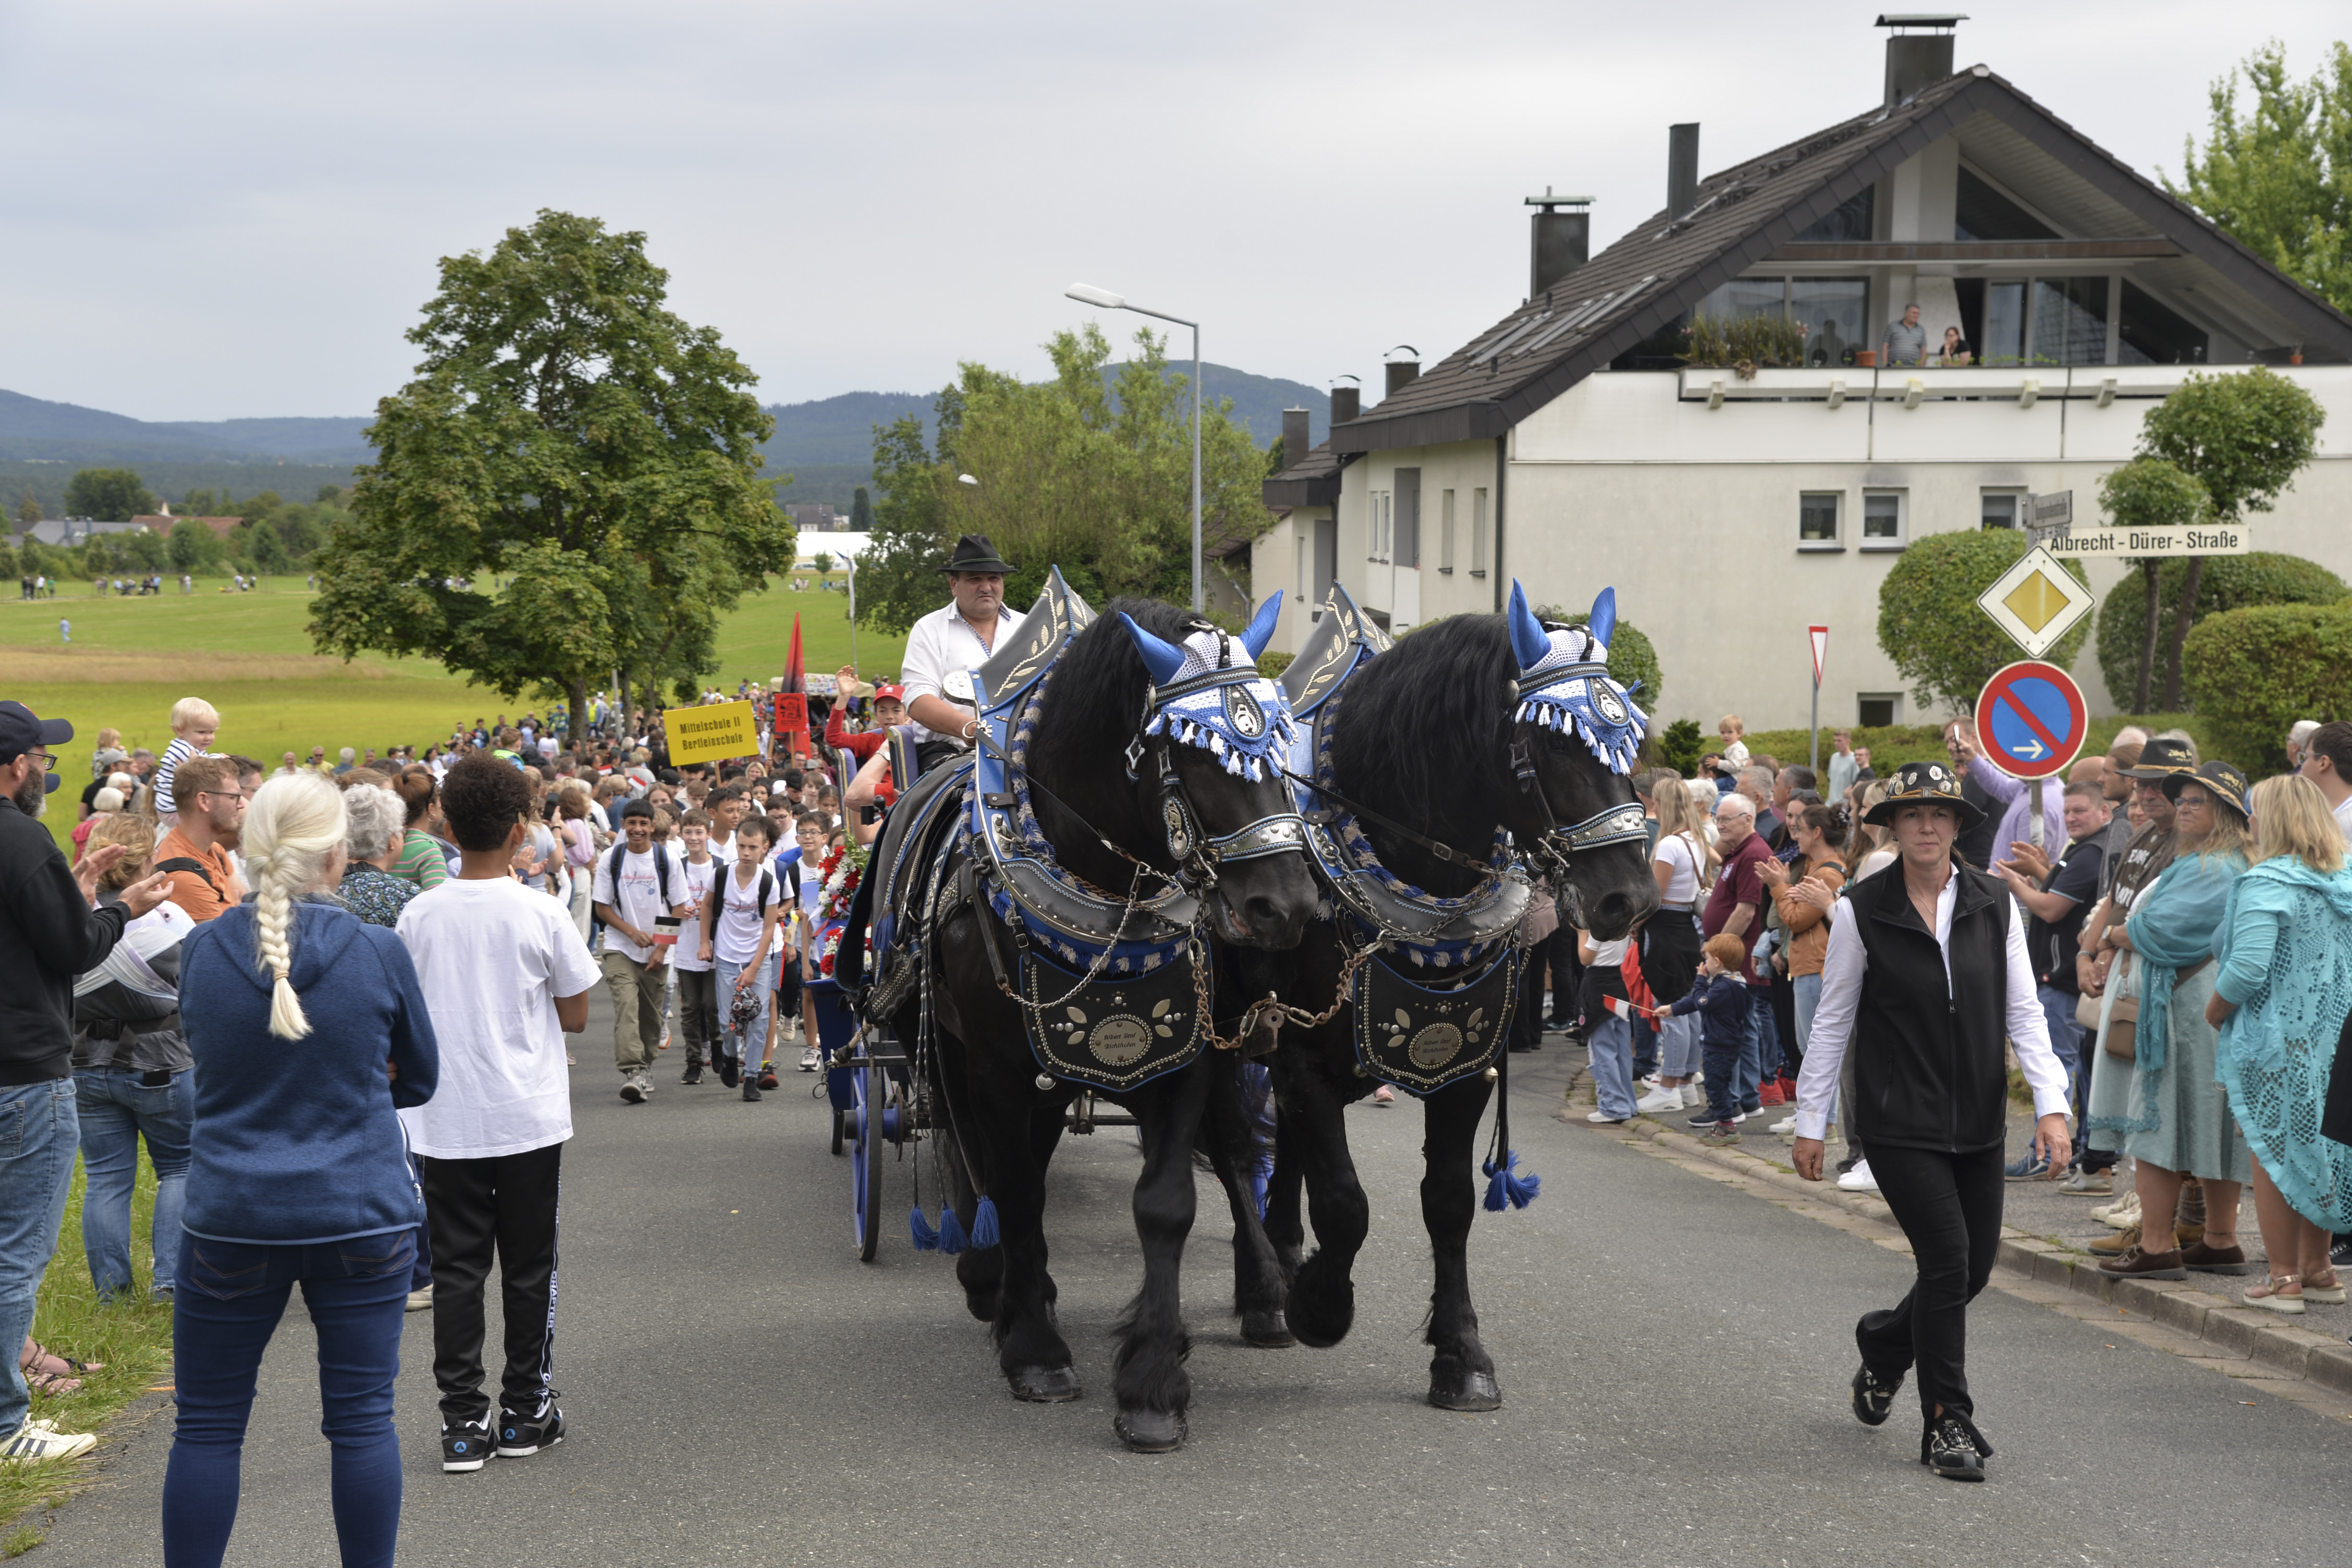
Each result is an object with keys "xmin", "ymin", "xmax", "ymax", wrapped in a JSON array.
[
  {"xmin": 900, "ymin": 534, "xmax": 1026, "ymax": 777},
  {"xmin": 1792, "ymin": 759, "xmax": 2073, "ymax": 1483},
  {"xmin": 0, "ymin": 702, "xmax": 171, "ymax": 1464}
]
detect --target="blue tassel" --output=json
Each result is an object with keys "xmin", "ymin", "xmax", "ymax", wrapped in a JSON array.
[
  {"xmin": 1481, "ymin": 1157, "xmax": 1508, "ymax": 1212},
  {"xmin": 1503, "ymin": 1152, "xmax": 1541, "ymax": 1209},
  {"xmin": 971, "ymin": 1197, "xmax": 1001, "ymax": 1249},
  {"xmin": 909, "ymin": 1206, "xmax": 939, "ymax": 1251},
  {"xmin": 938, "ymin": 1206, "xmax": 969, "ymax": 1255}
]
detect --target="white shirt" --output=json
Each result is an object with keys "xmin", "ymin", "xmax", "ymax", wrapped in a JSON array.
[
  {"xmin": 1654, "ymin": 832, "xmax": 1702, "ymax": 904},
  {"xmin": 592, "ymin": 846, "xmax": 674, "ymax": 963},
  {"xmin": 396, "ymin": 878, "xmax": 600, "ymax": 1160},
  {"xmin": 1794, "ymin": 863, "xmax": 2071, "ymax": 1142},
  {"xmin": 713, "ymin": 862, "xmax": 778, "ymax": 967},
  {"xmin": 671, "ymin": 854, "xmax": 722, "ymax": 971},
  {"xmin": 2333, "ymin": 792, "xmax": 2352, "ymax": 842},
  {"xmin": 900, "ymin": 599, "xmax": 1027, "ymax": 744}
]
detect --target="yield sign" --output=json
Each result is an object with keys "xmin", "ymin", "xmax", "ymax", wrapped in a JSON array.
[
  {"xmin": 1973, "ymin": 660, "xmax": 2088, "ymax": 781},
  {"xmin": 1808, "ymin": 626, "xmax": 1828, "ymax": 685}
]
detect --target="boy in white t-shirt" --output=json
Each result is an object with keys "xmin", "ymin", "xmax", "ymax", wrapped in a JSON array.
[
  {"xmin": 671, "ymin": 809, "xmax": 724, "ymax": 1084},
  {"xmin": 591, "ymin": 798, "xmax": 692, "ymax": 1104},
  {"xmin": 397, "ymin": 754, "xmax": 599, "ymax": 1473}
]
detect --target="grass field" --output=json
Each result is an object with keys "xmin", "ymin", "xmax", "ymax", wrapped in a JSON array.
[{"xmin": 4, "ymin": 573, "xmax": 905, "ymax": 853}]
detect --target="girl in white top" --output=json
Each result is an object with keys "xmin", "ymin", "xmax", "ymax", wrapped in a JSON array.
[{"xmin": 701, "ymin": 815, "xmax": 781, "ymax": 1097}]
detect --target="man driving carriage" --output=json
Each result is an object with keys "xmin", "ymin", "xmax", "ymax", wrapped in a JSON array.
[{"xmin": 900, "ymin": 534, "xmax": 1026, "ymax": 777}]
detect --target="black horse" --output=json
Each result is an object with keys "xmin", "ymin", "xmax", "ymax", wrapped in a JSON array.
[
  {"xmin": 891, "ymin": 595, "xmax": 1320, "ymax": 1453},
  {"xmin": 1251, "ymin": 585, "xmax": 1662, "ymax": 1410}
]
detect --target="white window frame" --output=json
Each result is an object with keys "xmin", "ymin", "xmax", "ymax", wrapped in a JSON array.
[
  {"xmin": 1368, "ymin": 490, "xmax": 1390, "ymax": 562},
  {"xmin": 1439, "ymin": 488, "xmax": 1456, "ymax": 573},
  {"xmin": 1979, "ymin": 487, "xmax": 2028, "ymax": 530},
  {"xmin": 1860, "ymin": 489, "xmax": 1907, "ymax": 551},
  {"xmin": 1798, "ymin": 491, "xmax": 1843, "ymax": 552},
  {"xmin": 1857, "ymin": 692, "xmax": 1904, "ymax": 727},
  {"xmin": 1471, "ymin": 487, "xmax": 1489, "ymax": 577}
]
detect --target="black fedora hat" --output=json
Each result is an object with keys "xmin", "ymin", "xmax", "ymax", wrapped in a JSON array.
[
  {"xmin": 939, "ymin": 533, "xmax": 1016, "ymax": 574},
  {"xmin": 1863, "ymin": 758, "xmax": 1986, "ymax": 831},
  {"xmin": 2121, "ymin": 736, "xmax": 2198, "ymax": 778},
  {"xmin": 2162, "ymin": 761, "xmax": 2250, "ymax": 822}
]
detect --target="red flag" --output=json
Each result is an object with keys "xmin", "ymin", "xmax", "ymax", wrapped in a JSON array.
[{"xmin": 775, "ymin": 615, "xmax": 808, "ymax": 738}]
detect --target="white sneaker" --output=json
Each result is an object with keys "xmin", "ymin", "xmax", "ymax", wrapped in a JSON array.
[
  {"xmin": 1680, "ymin": 1085, "xmax": 1705, "ymax": 1109},
  {"xmin": 406, "ymin": 1283, "xmax": 434, "ymax": 1313},
  {"xmin": 1769, "ymin": 1115, "xmax": 1797, "ymax": 1134},
  {"xmin": 1638, "ymin": 1073, "xmax": 1662, "ymax": 1089},
  {"xmin": 1634, "ymin": 1086, "xmax": 1682, "ymax": 1113},
  {"xmin": 4, "ymin": 1419, "xmax": 98, "ymax": 1464},
  {"xmin": 798, "ymin": 1046, "xmax": 820, "ymax": 1071},
  {"xmin": 1586, "ymin": 1109, "xmax": 1626, "ymax": 1124},
  {"xmin": 1836, "ymin": 1159, "xmax": 1879, "ymax": 1193},
  {"xmin": 2093, "ymin": 1193, "xmax": 2142, "ymax": 1231}
]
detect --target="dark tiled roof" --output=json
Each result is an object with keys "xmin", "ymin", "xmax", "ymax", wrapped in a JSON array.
[
  {"xmin": 1332, "ymin": 66, "xmax": 2352, "ymax": 454},
  {"xmin": 1262, "ymin": 439, "xmax": 1345, "ymax": 507}
]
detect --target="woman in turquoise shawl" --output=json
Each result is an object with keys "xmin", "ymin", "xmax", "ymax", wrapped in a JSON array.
[
  {"xmin": 2209, "ymin": 774, "xmax": 2352, "ymax": 1314},
  {"xmin": 2096, "ymin": 766, "xmax": 2252, "ymax": 1280}
]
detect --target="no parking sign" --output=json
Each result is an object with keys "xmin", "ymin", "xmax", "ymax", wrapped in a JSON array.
[{"xmin": 1973, "ymin": 660, "xmax": 2087, "ymax": 780}]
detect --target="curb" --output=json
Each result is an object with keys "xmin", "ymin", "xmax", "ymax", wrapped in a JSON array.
[{"xmin": 1559, "ymin": 1081, "xmax": 2352, "ymax": 1402}]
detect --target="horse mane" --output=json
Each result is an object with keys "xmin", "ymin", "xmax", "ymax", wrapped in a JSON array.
[
  {"xmin": 1329, "ymin": 614, "xmax": 1516, "ymax": 851},
  {"xmin": 1028, "ymin": 596, "xmax": 1201, "ymax": 769}
]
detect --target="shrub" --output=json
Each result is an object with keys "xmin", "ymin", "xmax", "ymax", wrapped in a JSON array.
[
  {"xmin": 2095, "ymin": 552, "xmax": 2346, "ymax": 711},
  {"xmin": 1655, "ymin": 719, "xmax": 1705, "ymax": 777},
  {"xmin": 1681, "ymin": 314, "xmax": 1808, "ymax": 373},
  {"xmin": 2180, "ymin": 601, "xmax": 2352, "ymax": 770},
  {"xmin": 1877, "ymin": 529, "xmax": 2091, "ymax": 714}
]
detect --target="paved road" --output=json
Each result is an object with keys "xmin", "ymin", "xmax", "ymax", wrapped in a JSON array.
[{"xmin": 36, "ymin": 1008, "xmax": 2352, "ymax": 1567}]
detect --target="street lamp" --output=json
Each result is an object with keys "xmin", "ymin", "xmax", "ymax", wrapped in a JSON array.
[{"xmin": 1066, "ymin": 282, "xmax": 1202, "ymax": 613}]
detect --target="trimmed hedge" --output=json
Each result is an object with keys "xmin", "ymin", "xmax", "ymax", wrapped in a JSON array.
[
  {"xmin": 2180, "ymin": 601, "xmax": 2352, "ymax": 770},
  {"xmin": 1877, "ymin": 530, "xmax": 2091, "ymax": 713},
  {"xmin": 2095, "ymin": 552, "xmax": 2346, "ymax": 710}
]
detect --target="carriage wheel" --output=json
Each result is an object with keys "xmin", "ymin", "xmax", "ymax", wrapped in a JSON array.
[
  {"xmin": 830, "ymin": 1106, "xmax": 845, "ymax": 1157},
  {"xmin": 851, "ymin": 1055, "xmax": 885, "ymax": 1262}
]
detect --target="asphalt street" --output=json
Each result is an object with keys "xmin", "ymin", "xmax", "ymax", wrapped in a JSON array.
[{"xmin": 34, "ymin": 997, "xmax": 2352, "ymax": 1567}]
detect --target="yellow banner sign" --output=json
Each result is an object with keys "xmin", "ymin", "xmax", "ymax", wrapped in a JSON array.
[{"xmin": 665, "ymin": 701, "xmax": 761, "ymax": 764}]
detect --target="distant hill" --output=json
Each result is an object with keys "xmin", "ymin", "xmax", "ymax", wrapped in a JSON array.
[{"xmin": 0, "ymin": 389, "xmax": 376, "ymax": 467}]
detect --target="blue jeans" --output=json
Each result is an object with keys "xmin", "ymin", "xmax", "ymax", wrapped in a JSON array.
[
  {"xmin": 1587, "ymin": 1014, "xmax": 1636, "ymax": 1119},
  {"xmin": 716, "ymin": 957, "xmax": 772, "ymax": 1066},
  {"xmin": 2037, "ymin": 984, "xmax": 2084, "ymax": 1097},
  {"xmin": 1630, "ymin": 1013, "xmax": 1659, "ymax": 1081},
  {"xmin": 1793, "ymin": 972, "xmax": 1822, "ymax": 1055},
  {"xmin": 1735, "ymin": 985, "xmax": 1771, "ymax": 1109},
  {"xmin": 0, "ymin": 1079, "xmax": 78, "ymax": 1438},
  {"xmin": 1658, "ymin": 1013, "xmax": 1704, "ymax": 1078},
  {"xmin": 1702, "ymin": 1037, "xmax": 1745, "ymax": 1124},
  {"xmin": 164, "ymin": 1229, "xmax": 413, "ymax": 1568},
  {"xmin": 75, "ymin": 1067, "xmax": 192, "ymax": 1301}
]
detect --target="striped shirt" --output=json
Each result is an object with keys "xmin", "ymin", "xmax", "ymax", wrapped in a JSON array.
[{"xmin": 392, "ymin": 828, "xmax": 451, "ymax": 891}]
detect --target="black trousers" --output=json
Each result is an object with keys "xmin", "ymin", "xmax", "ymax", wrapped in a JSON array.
[
  {"xmin": 421, "ymin": 1142, "xmax": 562, "ymax": 1426},
  {"xmin": 676, "ymin": 966, "xmax": 718, "ymax": 1069},
  {"xmin": 1856, "ymin": 1142, "xmax": 2003, "ymax": 1427},
  {"xmin": 1542, "ymin": 921, "xmax": 1581, "ymax": 1026}
]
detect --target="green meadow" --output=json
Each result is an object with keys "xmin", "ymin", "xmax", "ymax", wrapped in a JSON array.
[{"xmin": 4, "ymin": 573, "xmax": 905, "ymax": 854}]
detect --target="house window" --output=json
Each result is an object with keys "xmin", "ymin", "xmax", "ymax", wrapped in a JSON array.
[
  {"xmin": 1861, "ymin": 491, "xmax": 1905, "ymax": 549},
  {"xmin": 1471, "ymin": 488, "xmax": 1489, "ymax": 577},
  {"xmin": 1296, "ymin": 534, "xmax": 1308, "ymax": 603},
  {"xmin": 1858, "ymin": 693, "xmax": 1903, "ymax": 728},
  {"xmin": 1789, "ymin": 277, "xmax": 1870, "ymax": 366},
  {"xmin": 2031, "ymin": 277, "xmax": 2111, "ymax": 366},
  {"xmin": 1799, "ymin": 492, "xmax": 1842, "ymax": 549},
  {"xmin": 1439, "ymin": 489, "xmax": 1456, "ymax": 573},
  {"xmin": 1694, "ymin": 277, "xmax": 1788, "ymax": 325},
  {"xmin": 1368, "ymin": 492, "xmax": 1389, "ymax": 562},
  {"xmin": 1794, "ymin": 186, "xmax": 1875, "ymax": 243},
  {"xmin": 2117, "ymin": 281, "xmax": 2209, "ymax": 365},
  {"xmin": 1980, "ymin": 489, "xmax": 2026, "ymax": 530}
]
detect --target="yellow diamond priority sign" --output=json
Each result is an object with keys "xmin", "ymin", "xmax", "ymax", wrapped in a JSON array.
[{"xmin": 1977, "ymin": 546, "xmax": 2094, "ymax": 657}]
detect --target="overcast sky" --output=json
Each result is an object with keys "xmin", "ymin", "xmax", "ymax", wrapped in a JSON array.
[{"xmin": 3, "ymin": 2, "xmax": 2342, "ymax": 424}]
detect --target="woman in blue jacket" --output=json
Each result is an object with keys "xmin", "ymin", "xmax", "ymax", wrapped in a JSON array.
[{"xmin": 168, "ymin": 772, "xmax": 438, "ymax": 1568}]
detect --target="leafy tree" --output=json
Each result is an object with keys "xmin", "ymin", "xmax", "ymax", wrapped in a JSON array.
[
  {"xmin": 848, "ymin": 485, "xmax": 873, "ymax": 531},
  {"xmin": 2135, "ymin": 368, "xmax": 2326, "ymax": 708},
  {"xmin": 181, "ymin": 488, "xmax": 228, "ymax": 516},
  {"xmin": 270, "ymin": 504, "xmax": 329, "ymax": 562},
  {"xmin": 1877, "ymin": 529, "xmax": 2092, "ymax": 715},
  {"xmin": 64, "ymin": 468, "xmax": 155, "ymax": 522},
  {"xmin": 311, "ymin": 210, "xmax": 787, "ymax": 749},
  {"xmin": 810, "ymin": 551, "xmax": 834, "ymax": 575},
  {"xmin": 18, "ymin": 540, "xmax": 52, "ymax": 579},
  {"xmin": 856, "ymin": 325, "xmax": 1272, "ymax": 633},
  {"xmin": 2182, "ymin": 602, "xmax": 2352, "ymax": 768},
  {"xmin": 2094, "ymin": 541, "xmax": 2343, "ymax": 712},
  {"xmin": 124, "ymin": 528, "xmax": 170, "ymax": 573},
  {"xmin": 249, "ymin": 521, "xmax": 293, "ymax": 575},
  {"xmin": 1655, "ymin": 718, "xmax": 1706, "ymax": 777},
  {"xmin": 2166, "ymin": 42, "xmax": 2352, "ymax": 314},
  {"xmin": 316, "ymin": 484, "xmax": 346, "ymax": 505},
  {"xmin": 0, "ymin": 541, "xmax": 16, "ymax": 580},
  {"xmin": 169, "ymin": 518, "xmax": 224, "ymax": 574},
  {"xmin": 15, "ymin": 488, "xmax": 39, "ymax": 527},
  {"xmin": 2096, "ymin": 458, "xmax": 2211, "ymax": 709},
  {"xmin": 1266, "ymin": 433, "xmax": 1285, "ymax": 474}
]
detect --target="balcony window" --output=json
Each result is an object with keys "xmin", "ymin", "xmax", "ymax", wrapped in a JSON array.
[
  {"xmin": 1790, "ymin": 277, "xmax": 1870, "ymax": 367},
  {"xmin": 1695, "ymin": 277, "xmax": 1787, "ymax": 323},
  {"xmin": 1954, "ymin": 167, "xmax": 2058, "ymax": 242},
  {"xmin": 2118, "ymin": 281, "xmax": 2209, "ymax": 365},
  {"xmin": 1799, "ymin": 492, "xmax": 1842, "ymax": 549},
  {"xmin": 2031, "ymin": 277, "xmax": 2111, "ymax": 365},
  {"xmin": 1861, "ymin": 491, "xmax": 1905, "ymax": 549}
]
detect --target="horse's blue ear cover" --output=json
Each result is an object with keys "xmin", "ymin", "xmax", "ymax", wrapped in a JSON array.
[
  {"xmin": 1505, "ymin": 580, "xmax": 1550, "ymax": 671},
  {"xmin": 1239, "ymin": 590, "xmax": 1284, "ymax": 662},
  {"xmin": 1586, "ymin": 586, "xmax": 1617, "ymax": 651},
  {"xmin": 1118, "ymin": 612, "xmax": 1191, "ymax": 687}
]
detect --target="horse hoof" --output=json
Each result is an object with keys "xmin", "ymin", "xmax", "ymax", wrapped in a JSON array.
[
  {"xmin": 1007, "ymin": 1364, "xmax": 1082, "ymax": 1403},
  {"xmin": 1240, "ymin": 1308, "xmax": 1296, "ymax": 1349},
  {"xmin": 1113, "ymin": 1406, "xmax": 1187, "ymax": 1453},
  {"xmin": 1428, "ymin": 1369, "xmax": 1503, "ymax": 1412}
]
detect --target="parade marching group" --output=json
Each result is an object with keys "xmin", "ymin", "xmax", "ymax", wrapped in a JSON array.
[{"xmin": 10, "ymin": 531, "xmax": 2352, "ymax": 1562}]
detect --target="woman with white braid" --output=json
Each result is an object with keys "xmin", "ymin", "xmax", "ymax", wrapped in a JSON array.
[{"xmin": 169, "ymin": 771, "xmax": 440, "ymax": 1568}]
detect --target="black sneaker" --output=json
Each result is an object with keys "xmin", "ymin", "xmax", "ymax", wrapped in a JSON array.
[
  {"xmin": 718, "ymin": 1055, "xmax": 741, "ymax": 1089},
  {"xmin": 2331, "ymin": 1235, "xmax": 2352, "ymax": 1269},
  {"xmin": 1851, "ymin": 1365, "xmax": 1898, "ymax": 1427},
  {"xmin": 496, "ymin": 1396, "xmax": 564, "ymax": 1458},
  {"xmin": 1921, "ymin": 1414, "xmax": 1987, "ymax": 1481},
  {"xmin": 1685, "ymin": 1109, "xmax": 1721, "ymax": 1128},
  {"xmin": 742, "ymin": 1076, "xmax": 763, "ymax": 1102},
  {"xmin": 680, "ymin": 1066, "xmax": 704, "ymax": 1085},
  {"xmin": 442, "ymin": 1420, "xmax": 495, "ymax": 1472}
]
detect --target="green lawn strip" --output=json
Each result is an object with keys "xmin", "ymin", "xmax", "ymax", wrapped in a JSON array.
[{"xmin": 2, "ymin": 1153, "xmax": 174, "ymax": 1547}]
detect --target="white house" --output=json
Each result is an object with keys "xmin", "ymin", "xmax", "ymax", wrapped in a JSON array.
[{"xmin": 1257, "ymin": 16, "xmax": 2352, "ymax": 728}]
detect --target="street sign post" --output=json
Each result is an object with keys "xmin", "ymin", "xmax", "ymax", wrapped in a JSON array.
[
  {"xmin": 1976, "ymin": 545, "xmax": 2095, "ymax": 657},
  {"xmin": 1973, "ymin": 659, "xmax": 2088, "ymax": 849},
  {"xmin": 1808, "ymin": 626, "xmax": 1827, "ymax": 776}
]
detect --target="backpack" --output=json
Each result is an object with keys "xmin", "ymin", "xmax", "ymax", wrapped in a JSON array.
[
  {"xmin": 152, "ymin": 857, "xmax": 218, "ymax": 897},
  {"xmin": 605, "ymin": 840, "xmax": 673, "ymax": 906}
]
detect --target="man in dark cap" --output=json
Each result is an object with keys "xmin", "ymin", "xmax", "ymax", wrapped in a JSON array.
[
  {"xmin": 900, "ymin": 534, "xmax": 1026, "ymax": 775},
  {"xmin": 0, "ymin": 702, "xmax": 170, "ymax": 1462}
]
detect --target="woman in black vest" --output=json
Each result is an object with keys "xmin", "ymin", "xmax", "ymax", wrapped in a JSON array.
[{"xmin": 1791, "ymin": 761, "xmax": 2074, "ymax": 1481}]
